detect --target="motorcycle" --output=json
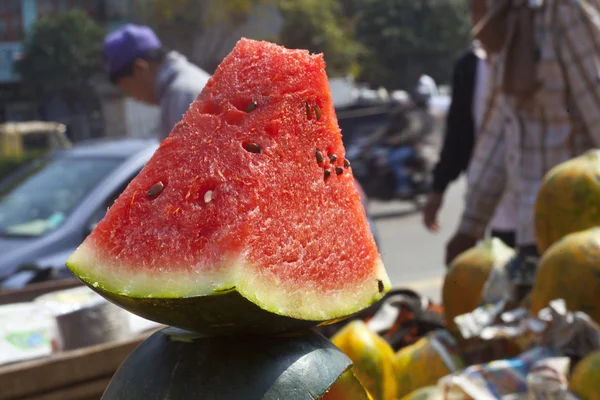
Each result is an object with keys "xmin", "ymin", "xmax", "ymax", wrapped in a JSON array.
[{"xmin": 346, "ymin": 136, "xmax": 436, "ymax": 208}]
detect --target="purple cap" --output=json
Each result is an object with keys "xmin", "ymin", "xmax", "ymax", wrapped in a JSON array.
[{"xmin": 103, "ymin": 24, "xmax": 162, "ymax": 74}]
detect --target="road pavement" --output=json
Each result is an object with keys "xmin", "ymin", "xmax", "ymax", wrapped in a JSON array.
[{"xmin": 369, "ymin": 177, "xmax": 467, "ymax": 303}]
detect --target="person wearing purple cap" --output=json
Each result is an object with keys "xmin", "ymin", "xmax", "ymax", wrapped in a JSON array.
[{"xmin": 103, "ymin": 24, "xmax": 211, "ymax": 140}]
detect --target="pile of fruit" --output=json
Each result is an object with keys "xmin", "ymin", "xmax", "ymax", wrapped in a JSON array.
[
  {"xmin": 388, "ymin": 150, "xmax": 600, "ymax": 398},
  {"xmin": 307, "ymin": 151, "xmax": 600, "ymax": 399}
]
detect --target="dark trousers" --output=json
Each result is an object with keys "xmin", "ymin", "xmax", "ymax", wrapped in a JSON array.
[{"xmin": 491, "ymin": 229, "xmax": 516, "ymax": 248}]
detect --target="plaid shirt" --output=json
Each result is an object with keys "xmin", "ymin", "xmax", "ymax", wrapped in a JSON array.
[{"xmin": 459, "ymin": 0, "xmax": 600, "ymax": 246}]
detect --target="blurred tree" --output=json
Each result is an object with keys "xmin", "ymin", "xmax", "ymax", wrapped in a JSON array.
[
  {"xmin": 355, "ymin": 0, "xmax": 471, "ymax": 90},
  {"xmin": 15, "ymin": 10, "xmax": 106, "ymax": 140},
  {"xmin": 275, "ymin": 0, "xmax": 362, "ymax": 77},
  {"xmin": 339, "ymin": 0, "xmax": 361, "ymax": 20},
  {"xmin": 136, "ymin": 0, "xmax": 271, "ymax": 73},
  {"xmin": 16, "ymin": 9, "xmax": 105, "ymax": 95}
]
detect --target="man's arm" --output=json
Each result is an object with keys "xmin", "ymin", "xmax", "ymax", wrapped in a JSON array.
[
  {"xmin": 555, "ymin": 0, "xmax": 600, "ymax": 147},
  {"xmin": 431, "ymin": 51, "xmax": 476, "ymax": 193},
  {"xmin": 456, "ymin": 85, "xmax": 507, "ymax": 240}
]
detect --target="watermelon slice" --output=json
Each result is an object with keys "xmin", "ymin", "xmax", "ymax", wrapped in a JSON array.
[{"xmin": 67, "ymin": 39, "xmax": 390, "ymax": 335}]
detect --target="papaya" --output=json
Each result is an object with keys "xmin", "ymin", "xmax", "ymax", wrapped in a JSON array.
[
  {"xmin": 394, "ymin": 330, "xmax": 464, "ymax": 399},
  {"xmin": 442, "ymin": 238, "xmax": 515, "ymax": 334},
  {"xmin": 530, "ymin": 227, "xmax": 600, "ymax": 325},
  {"xmin": 321, "ymin": 368, "xmax": 374, "ymax": 400},
  {"xmin": 569, "ymin": 349, "xmax": 600, "ymax": 400},
  {"xmin": 331, "ymin": 320, "xmax": 397, "ymax": 400},
  {"xmin": 535, "ymin": 150, "xmax": 600, "ymax": 254}
]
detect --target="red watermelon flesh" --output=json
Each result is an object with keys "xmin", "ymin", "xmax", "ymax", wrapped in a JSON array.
[{"xmin": 67, "ymin": 39, "xmax": 389, "ymax": 334}]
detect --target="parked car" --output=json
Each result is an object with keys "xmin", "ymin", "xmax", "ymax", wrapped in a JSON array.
[
  {"xmin": 0, "ymin": 138, "xmax": 159, "ymax": 289},
  {"xmin": 0, "ymin": 137, "xmax": 380, "ymax": 290}
]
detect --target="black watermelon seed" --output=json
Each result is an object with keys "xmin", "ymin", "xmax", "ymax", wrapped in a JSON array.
[
  {"xmin": 306, "ymin": 102, "xmax": 311, "ymax": 119},
  {"xmin": 324, "ymin": 169, "xmax": 331, "ymax": 180},
  {"xmin": 245, "ymin": 101, "xmax": 257, "ymax": 112},
  {"xmin": 314, "ymin": 104, "xmax": 322, "ymax": 120},
  {"xmin": 147, "ymin": 182, "xmax": 165, "ymax": 199},
  {"xmin": 315, "ymin": 150, "xmax": 324, "ymax": 164},
  {"xmin": 243, "ymin": 142, "xmax": 261, "ymax": 153},
  {"xmin": 335, "ymin": 166, "xmax": 344, "ymax": 175},
  {"xmin": 328, "ymin": 154, "xmax": 337, "ymax": 163},
  {"xmin": 344, "ymin": 158, "xmax": 351, "ymax": 168},
  {"xmin": 378, "ymin": 280, "xmax": 384, "ymax": 293}
]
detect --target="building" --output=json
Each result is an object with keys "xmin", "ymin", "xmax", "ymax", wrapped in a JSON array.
[
  {"xmin": 0, "ymin": 0, "xmax": 37, "ymax": 122},
  {"xmin": 0, "ymin": 0, "xmax": 159, "ymax": 140}
]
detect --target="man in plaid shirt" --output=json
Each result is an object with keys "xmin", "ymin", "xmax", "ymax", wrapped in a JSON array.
[{"xmin": 446, "ymin": 0, "xmax": 600, "ymax": 284}]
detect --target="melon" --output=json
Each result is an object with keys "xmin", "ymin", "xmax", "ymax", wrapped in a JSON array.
[
  {"xmin": 399, "ymin": 387, "xmax": 444, "ymax": 400},
  {"xmin": 331, "ymin": 320, "xmax": 397, "ymax": 400},
  {"xmin": 102, "ymin": 327, "xmax": 355, "ymax": 400},
  {"xmin": 394, "ymin": 330, "xmax": 464, "ymax": 399},
  {"xmin": 442, "ymin": 238, "xmax": 515, "ymax": 334},
  {"xmin": 569, "ymin": 349, "xmax": 600, "ymax": 400},
  {"xmin": 535, "ymin": 150, "xmax": 600, "ymax": 254},
  {"xmin": 529, "ymin": 227, "xmax": 600, "ymax": 325},
  {"xmin": 66, "ymin": 39, "xmax": 390, "ymax": 335},
  {"xmin": 321, "ymin": 368, "xmax": 373, "ymax": 400}
]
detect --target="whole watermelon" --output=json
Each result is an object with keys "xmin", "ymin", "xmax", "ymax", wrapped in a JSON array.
[
  {"xmin": 530, "ymin": 227, "xmax": 600, "ymax": 325},
  {"xmin": 535, "ymin": 150, "xmax": 600, "ymax": 254},
  {"xmin": 102, "ymin": 327, "xmax": 357, "ymax": 400}
]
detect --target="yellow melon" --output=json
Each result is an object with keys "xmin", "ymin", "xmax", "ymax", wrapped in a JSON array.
[
  {"xmin": 535, "ymin": 150, "xmax": 600, "ymax": 254},
  {"xmin": 569, "ymin": 350, "xmax": 600, "ymax": 400},
  {"xmin": 331, "ymin": 320, "xmax": 397, "ymax": 400},
  {"xmin": 321, "ymin": 368, "xmax": 373, "ymax": 400},
  {"xmin": 530, "ymin": 227, "xmax": 600, "ymax": 325},
  {"xmin": 442, "ymin": 238, "xmax": 515, "ymax": 333},
  {"xmin": 399, "ymin": 386, "xmax": 444, "ymax": 400},
  {"xmin": 394, "ymin": 330, "xmax": 464, "ymax": 399}
]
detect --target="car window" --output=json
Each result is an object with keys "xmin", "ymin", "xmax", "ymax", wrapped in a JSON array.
[
  {"xmin": 86, "ymin": 170, "xmax": 142, "ymax": 233},
  {"xmin": 0, "ymin": 156, "xmax": 123, "ymax": 238}
]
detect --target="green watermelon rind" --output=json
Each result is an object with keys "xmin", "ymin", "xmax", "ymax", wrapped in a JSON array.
[
  {"xmin": 66, "ymin": 243, "xmax": 390, "ymax": 335},
  {"xmin": 101, "ymin": 326, "xmax": 354, "ymax": 399}
]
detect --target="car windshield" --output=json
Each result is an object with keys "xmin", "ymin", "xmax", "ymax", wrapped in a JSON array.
[{"xmin": 0, "ymin": 156, "xmax": 123, "ymax": 238}]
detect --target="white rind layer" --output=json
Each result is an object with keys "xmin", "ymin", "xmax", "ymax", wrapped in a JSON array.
[{"xmin": 66, "ymin": 241, "xmax": 391, "ymax": 321}]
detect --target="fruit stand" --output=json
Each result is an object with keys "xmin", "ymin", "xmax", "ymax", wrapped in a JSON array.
[
  {"xmin": 2, "ymin": 38, "xmax": 600, "ymax": 400},
  {"xmin": 0, "ymin": 330, "xmax": 153, "ymax": 400}
]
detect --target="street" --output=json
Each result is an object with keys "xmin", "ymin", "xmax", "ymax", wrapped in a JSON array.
[{"xmin": 370, "ymin": 177, "xmax": 466, "ymax": 303}]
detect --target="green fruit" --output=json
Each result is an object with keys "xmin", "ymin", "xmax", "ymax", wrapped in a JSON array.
[
  {"xmin": 535, "ymin": 149, "xmax": 600, "ymax": 254},
  {"xmin": 102, "ymin": 328, "xmax": 353, "ymax": 400}
]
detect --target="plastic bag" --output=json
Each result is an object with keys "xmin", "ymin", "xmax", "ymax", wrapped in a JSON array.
[
  {"xmin": 525, "ymin": 357, "xmax": 578, "ymax": 399},
  {"xmin": 438, "ymin": 346, "xmax": 558, "ymax": 399}
]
